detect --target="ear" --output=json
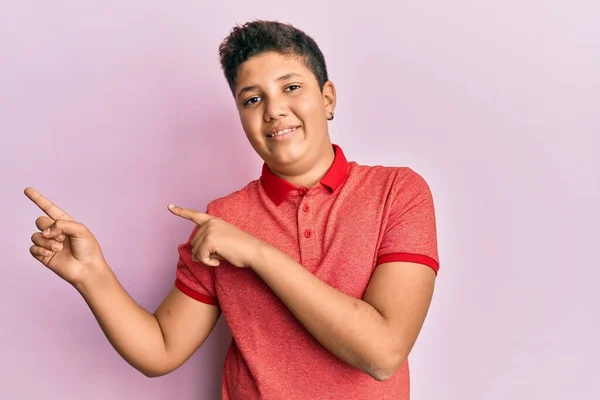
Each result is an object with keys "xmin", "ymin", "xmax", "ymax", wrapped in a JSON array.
[{"xmin": 322, "ymin": 80, "xmax": 336, "ymax": 118}]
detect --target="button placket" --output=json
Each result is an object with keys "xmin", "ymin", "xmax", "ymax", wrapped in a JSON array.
[{"xmin": 297, "ymin": 189, "xmax": 317, "ymax": 264}]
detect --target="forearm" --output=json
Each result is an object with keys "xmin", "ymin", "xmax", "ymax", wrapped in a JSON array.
[
  {"xmin": 74, "ymin": 262, "xmax": 169, "ymax": 377},
  {"xmin": 251, "ymin": 246, "xmax": 399, "ymax": 379}
]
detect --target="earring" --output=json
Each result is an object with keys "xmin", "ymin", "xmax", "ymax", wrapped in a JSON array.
[{"xmin": 327, "ymin": 112, "xmax": 335, "ymax": 121}]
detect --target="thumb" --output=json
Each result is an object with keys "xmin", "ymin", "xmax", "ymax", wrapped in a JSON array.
[{"xmin": 42, "ymin": 220, "xmax": 89, "ymax": 239}]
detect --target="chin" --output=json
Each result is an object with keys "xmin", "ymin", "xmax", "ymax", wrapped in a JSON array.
[{"xmin": 270, "ymin": 142, "xmax": 309, "ymax": 163}]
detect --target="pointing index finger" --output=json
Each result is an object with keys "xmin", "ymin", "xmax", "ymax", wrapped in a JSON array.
[
  {"xmin": 168, "ymin": 204, "xmax": 210, "ymax": 224},
  {"xmin": 24, "ymin": 187, "xmax": 74, "ymax": 221}
]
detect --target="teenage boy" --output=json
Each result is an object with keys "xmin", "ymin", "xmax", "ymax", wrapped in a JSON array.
[{"xmin": 26, "ymin": 20, "xmax": 439, "ymax": 399}]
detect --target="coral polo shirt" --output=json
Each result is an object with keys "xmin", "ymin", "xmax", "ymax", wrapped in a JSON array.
[{"xmin": 175, "ymin": 144, "xmax": 439, "ymax": 399}]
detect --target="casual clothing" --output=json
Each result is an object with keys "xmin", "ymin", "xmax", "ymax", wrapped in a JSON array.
[{"xmin": 175, "ymin": 144, "xmax": 439, "ymax": 399}]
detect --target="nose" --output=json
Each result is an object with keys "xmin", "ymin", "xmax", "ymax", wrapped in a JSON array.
[{"xmin": 263, "ymin": 95, "xmax": 288, "ymax": 122}]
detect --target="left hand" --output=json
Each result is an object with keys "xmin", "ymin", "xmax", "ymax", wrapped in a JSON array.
[{"xmin": 168, "ymin": 204, "xmax": 264, "ymax": 269}]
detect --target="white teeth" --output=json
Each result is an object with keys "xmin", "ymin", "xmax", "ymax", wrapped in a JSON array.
[{"xmin": 269, "ymin": 127, "xmax": 297, "ymax": 137}]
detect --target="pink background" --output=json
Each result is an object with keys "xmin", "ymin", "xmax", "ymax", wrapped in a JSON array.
[{"xmin": 2, "ymin": 1, "xmax": 599, "ymax": 399}]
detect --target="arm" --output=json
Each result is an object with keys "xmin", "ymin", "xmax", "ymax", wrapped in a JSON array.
[
  {"xmin": 24, "ymin": 187, "xmax": 220, "ymax": 378},
  {"xmin": 165, "ymin": 170, "xmax": 437, "ymax": 380},
  {"xmin": 252, "ymin": 245, "xmax": 435, "ymax": 381},
  {"xmin": 76, "ymin": 264, "xmax": 220, "ymax": 377}
]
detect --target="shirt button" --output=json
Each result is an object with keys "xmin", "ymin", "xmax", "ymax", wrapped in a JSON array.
[
  {"xmin": 302, "ymin": 204, "xmax": 310, "ymax": 212},
  {"xmin": 304, "ymin": 229, "xmax": 312, "ymax": 238},
  {"xmin": 298, "ymin": 188, "xmax": 308, "ymax": 196}
]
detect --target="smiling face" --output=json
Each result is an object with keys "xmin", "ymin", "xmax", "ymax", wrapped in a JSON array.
[{"xmin": 234, "ymin": 51, "xmax": 336, "ymax": 179}]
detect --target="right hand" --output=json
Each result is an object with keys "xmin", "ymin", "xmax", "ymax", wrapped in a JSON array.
[{"xmin": 25, "ymin": 187, "xmax": 106, "ymax": 285}]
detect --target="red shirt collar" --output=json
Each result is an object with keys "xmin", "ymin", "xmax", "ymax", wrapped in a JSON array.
[{"xmin": 260, "ymin": 144, "xmax": 349, "ymax": 206}]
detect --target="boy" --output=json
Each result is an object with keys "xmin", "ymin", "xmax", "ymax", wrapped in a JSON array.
[{"xmin": 26, "ymin": 20, "xmax": 438, "ymax": 399}]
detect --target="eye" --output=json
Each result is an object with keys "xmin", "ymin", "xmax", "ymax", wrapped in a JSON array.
[
  {"xmin": 285, "ymin": 84, "xmax": 301, "ymax": 92},
  {"xmin": 244, "ymin": 96, "xmax": 261, "ymax": 107}
]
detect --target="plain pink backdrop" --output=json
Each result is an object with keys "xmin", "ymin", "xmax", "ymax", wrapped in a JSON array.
[{"xmin": 2, "ymin": 1, "xmax": 598, "ymax": 399}]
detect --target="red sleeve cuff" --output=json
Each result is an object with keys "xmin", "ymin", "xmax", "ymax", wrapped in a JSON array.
[
  {"xmin": 377, "ymin": 253, "xmax": 439, "ymax": 275},
  {"xmin": 175, "ymin": 279, "xmax": 218, "ymax": 306}
]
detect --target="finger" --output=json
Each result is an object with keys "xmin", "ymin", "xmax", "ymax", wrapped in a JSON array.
[
  {"xmin": 192, "ymin": 225, "xmax": 224, "ymax": 260},
  {"xmin": 35, "ymin": 216, "xmax": 54, "ymax": 231},
  {"xmin": 191, "ymin": 222, "xmax": 209, "ymax": 250},
  {"xmin": 168, "ymin": 204, "xmax": 211, "ymax": 225},
  {"xmin": 201, "ymin": 248, "xmax": 220, "ymax": 267},
  {"xmin": 206, "ymin": 259, "xmax": 220, "ymax": 267},
  {"xmin": 192, "ymin": 223, "xmax": 214, "ymax": 261},
  {"xmin": 42, "ymin": 219, "xmax": 89, "ymax": 239},
  {"xmin": 24, "ymin": 188, "xmax": 74, "ymax": 221},
  {"xmin": 190, "ymin": 220, "xmax": 223, "ymax": 251},
  {"xmin": 191, "ymin": 253, "xmax": 223, "ymax": 262},
  {"xmin": 30, "ymin": 244, "xmax": 54, "ymax": 259},
  {"xmin": 196, "ymin": 234, "xmax": 221, "ymax": 267},
  {"xmin": 36, "ymin": 218, "xmax": 65, "ymax": 242},
  {"xmin": 38, "ymin": 218, "xmax": 67, "ymax": 241},
  {"xmin": 31, "ymin": 232, "xmax": 64, "ymax": 252},
  {"xmin": 192, "ymin": 228, "xmax": 205, "ymax": 261},
  {"xmin": 191, "ymin": 230, "xmax": 222, "ymax": 266}
]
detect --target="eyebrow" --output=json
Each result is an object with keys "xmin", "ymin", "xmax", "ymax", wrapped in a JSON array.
[{"xmin": 236, "ymin": 72, "xmax": 303, "ymax": 99}]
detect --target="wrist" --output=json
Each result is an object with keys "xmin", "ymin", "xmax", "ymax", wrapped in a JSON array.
[
  {"xmin": 250, "ymin": 240, "xmax": 274, "ymax": 272},
  {"xmin": 72, "ymin": 260, "xmax": 112, "ymax": 295}
]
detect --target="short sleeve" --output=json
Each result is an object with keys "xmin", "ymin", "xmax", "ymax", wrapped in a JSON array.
[
  {"xmin": 376, "ymin": 169, "xmax": 440, "ymax": 275},
  {"xmin": 175, "ymin": 223, "xmax": 219, "ymax": 306}
]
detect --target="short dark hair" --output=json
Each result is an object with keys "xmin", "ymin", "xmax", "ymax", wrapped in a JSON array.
[{"xmin": 218, "ymin": 20, "xmax": 329, "ymax": 94}]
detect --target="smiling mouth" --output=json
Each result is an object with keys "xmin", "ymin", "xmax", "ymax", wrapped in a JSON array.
[{"xmin": 266, "ymin": 126, "xmax": 300, "ymax": 138}]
